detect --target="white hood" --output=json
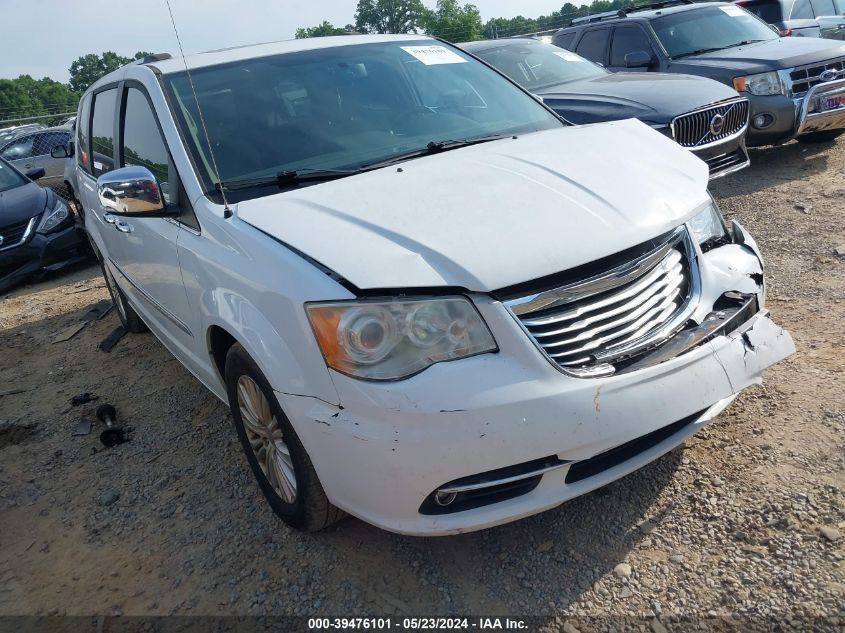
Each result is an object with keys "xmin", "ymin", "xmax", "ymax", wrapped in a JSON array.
[{"xmin": 237, "ymin": 119, "xmax": 709, "ymax": 292}]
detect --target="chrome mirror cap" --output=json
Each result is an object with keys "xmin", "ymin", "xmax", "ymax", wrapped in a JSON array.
[{"xmin": 96, "ymin": 166, "xmax": 166, "ymax": 216}]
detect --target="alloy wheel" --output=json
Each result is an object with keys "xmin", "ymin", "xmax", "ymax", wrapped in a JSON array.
[{"xmin": 236, "ymin": 375, "xmax": 297, "ymax": 503}]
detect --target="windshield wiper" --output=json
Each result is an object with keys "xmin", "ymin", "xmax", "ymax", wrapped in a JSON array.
[
  {"xmin": 221, "ymin": 168, "xmax": 363, "ymax": 192},
  {"xmin": 732, "ymin": 39, "xmax": 768, "ymax": 47},
  {"xmin": 360, "ymin": 134, "xmax": 513, "ymax": 170},
  {"xmin": 219, "ymin": 135, "xmax": 513, "ymax": 192},
  {"xmin": 672, "ymin": 46, "xmax": 728, "ymax": 59}
]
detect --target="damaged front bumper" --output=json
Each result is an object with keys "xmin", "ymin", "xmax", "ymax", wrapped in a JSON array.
[{"xmin": 283, "ymin": 222, "xmax": 794, "ymax": 535}]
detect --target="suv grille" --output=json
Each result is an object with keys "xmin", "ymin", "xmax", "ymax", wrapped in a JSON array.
[
  {"xmin": 790, "ymin": 57, "xmax": 845, "ymax": 98},
  {"xmin": 672, "ymin": 99, "xmax": 749, "ymax": 148},
  {"xmin": 0, "ymin": 217, "xmax": 35, "ymax": 251},
  {"xmin": 507, "ymin": 228, "xmax": 698, "ymax": 377}
]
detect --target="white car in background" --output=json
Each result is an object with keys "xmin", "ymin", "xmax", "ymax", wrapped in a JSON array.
[{"xmin": 73, "ymin": 35, "xmax": 793, "ymax": 535}]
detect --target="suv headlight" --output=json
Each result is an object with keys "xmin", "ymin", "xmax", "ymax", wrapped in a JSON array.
[
  {"xmin": 733, "ymin": 72, "xmax": 784, "ymax": 96},
  {"xmin": 306, "ymin": 297, "xmax": 497, "ymax": 380},
  {"xmin": 37, "ymin": 198, "xmax": 70, "ymax": 234},
  {"xmin": 688, "ymin": 197, "xmax": 729, "ymax": 251}
]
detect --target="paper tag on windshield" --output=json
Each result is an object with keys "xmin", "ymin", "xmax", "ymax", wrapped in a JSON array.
[
  {"xmin": 401, "ymin": 45, "xmax": 467, "ymax": 65},
  {"xmin": 555, "ymin": 51, "xmax": 585, "ymax": 62},
  {"xmin": 721, "ymin": 5, "xmax": 746, "ymax": 16}
]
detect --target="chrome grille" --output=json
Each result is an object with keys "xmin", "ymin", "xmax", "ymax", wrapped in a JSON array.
[
  {"xmin": 671, "ymin": 99, "xmax": 749, "ymax": 148},
  {"xmin": 790, "ymin": 57, "xmax": 845, "ymax": 98},
  {"xmin": 507, "ymin": 229, "xmax": 698, "ymax": 377},
  {"xmin": 0, "ymin": 217, "xmax": 35, "ymax": 251}
]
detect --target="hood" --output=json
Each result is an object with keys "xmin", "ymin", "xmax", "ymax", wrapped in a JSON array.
[
  {"xmin": 0, "ymin": 181, "xmax": 46, "ymax": 229},
  {"xmin": 536, "ymin": 72, "xmax": 740, "ymax": 125},
  {"xmin": 673, "ymin": 37, "xmax": 845, "ymax": 74},
  {"xmin": 237, "ymin": 119, "xmax": 709, "ymax": 292}
]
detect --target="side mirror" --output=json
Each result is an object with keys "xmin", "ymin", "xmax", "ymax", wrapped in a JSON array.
[
  {"xmin": 51, "ymin": 145, "xmax": 69, "ymax": 159},
  {"xmin": 26, "ymin": 167, "xmax": 46, "ymax": 181},
  {"xmin": 96, "ymin": 166, "xmax": 170, "ymax": 217},
  {"xmin": 624, "ymin": 50, "xmax": 654, "ymax": 68}
]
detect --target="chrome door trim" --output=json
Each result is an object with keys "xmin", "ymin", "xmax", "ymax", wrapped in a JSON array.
[{"xmin": 108, "ymin": 258, "xmax": 193, "ymax": 337}]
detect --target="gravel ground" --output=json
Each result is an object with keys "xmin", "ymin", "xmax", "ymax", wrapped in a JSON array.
[{"xmin": 0, "ymin": 137, "xmax": 843, "ymax": 632}]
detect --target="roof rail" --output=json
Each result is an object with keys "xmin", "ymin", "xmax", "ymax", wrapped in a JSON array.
[
  {"xmin": 569, "ymin": 10, "xmax": 628, "ymax": 26},
  {"xmin": 139, "ymin": 53, "xmax": 173, "ymax": 64},
  {"xmin": 568, "ymin": 0, "xmax": 696, "ymax": 25},
  {"xmin": 623, "ymin": 0, "xmax": 696, "ymax": 13}
]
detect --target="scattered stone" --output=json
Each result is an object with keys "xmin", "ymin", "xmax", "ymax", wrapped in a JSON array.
[
  {"xmin": 619, "ymin": 586, "xmax": 633, "ymax": 599},
  {"xmin": 613, "ymin": 563, "xmax": 632, "ymax": 578},
  {"xmin": 537, "ymin": 540, "xmax": 554, "ymax": 553},
  {"xmin": 820, "ymin": 526, "xmax": 841, "ymax": 542},
  {"xmin": 97, "ymin": 490, "xmax": 119, "ymax": 507},
  {"xmin": 562, "ymin": 623, "xmax": 580, "ymax": 633},
  {"xmin": 651, "ymin": 619, "xmax": 668, "ymax": 633}
]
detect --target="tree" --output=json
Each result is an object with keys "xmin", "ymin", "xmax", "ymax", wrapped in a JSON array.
[
  {"xmin": 0, "ymin": 75, "xmax": 79, "ymax": 126},
  {"xmin": 68, "ymin": 51, "xmax": 150, "ymax": 94},
  {"xmin": 295, "ymin": 21, "xmax": 350, "ymax": 38},
  {"xmin": 354, "ymin": 0, "xmax": 428, "ymax": 34},
  {"xmin": 422, "ymin": 0, "xmax": 483, "ymax": 42}
]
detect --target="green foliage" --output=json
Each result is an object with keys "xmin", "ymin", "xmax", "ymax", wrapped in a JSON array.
[
  {"xmin": 0, "ymin": 75, "xmax": 78, "ymax": 125},
  {"xmin": 422, "ymin": 0, "xmax": 484, "ymax": 42},
  {"xmin": 354, "ymin": 0, "xmax": 428, "ymax": 34},
  {"xmin": 295, "ymin": 21, "xmax": 351, "ymax": 39},
  {"xmin": 68, "ymin": 51, "xmax": 151, "ymax": 94},
  {"xmin": 483, "ymin": 0, "xmax": 636, "ymax": 38}
]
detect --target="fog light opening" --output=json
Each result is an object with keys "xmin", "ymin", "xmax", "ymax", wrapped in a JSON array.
[
  {"xmin": 752, "ymin": 113, "xmax": 775, "ymax": 129},
  {"xmin": 434, "ymin": 490, "xmax": 458, "ymax": 506}
]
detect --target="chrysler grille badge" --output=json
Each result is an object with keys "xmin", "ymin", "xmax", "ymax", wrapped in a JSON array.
[{"xmin": 709, "ymin": 113, "xmax": 726, "ymax": 137}]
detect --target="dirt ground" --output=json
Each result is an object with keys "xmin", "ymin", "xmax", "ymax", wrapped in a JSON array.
[{"xmin": 0, "ymin": 137, "xmax": 843, "ymax": 630}]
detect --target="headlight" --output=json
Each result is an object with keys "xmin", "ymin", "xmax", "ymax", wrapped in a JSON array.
[
  {"xmin": 37, "ymin": 198, "xmax": 70, "ymax": 234},
  {"xmin": 688, "ymin": 198, "xmax": 729, "ymax": 251},
  {"xmin": 306, "ymin": 297, "xmax": 497, "ymax": 380},
  {"xmin": 733, "ymin": 72, "xmax": 784, "ymax": 96}
]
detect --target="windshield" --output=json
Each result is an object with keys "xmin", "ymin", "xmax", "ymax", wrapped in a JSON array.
[
  {"xmin": 165, "ymin": 40, "xmax": 560, "ymax": 198},
  {"xmin": 471, "ymin": 40, "xmax": 606, "ymax": 91},
  {"xmin": 652, "ymin": 5, "xmax": 778, "ymax": 58},
  {"xmin": 0, "ymin": 159, "xmax": 25, "ymax": 193}
]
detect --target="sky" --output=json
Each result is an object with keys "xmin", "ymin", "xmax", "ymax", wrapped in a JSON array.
[{"xmin": 0, "ymin": 0, "xmax": 570, "ymax": 83}]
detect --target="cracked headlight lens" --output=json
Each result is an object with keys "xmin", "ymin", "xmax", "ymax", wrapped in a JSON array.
[
  {"xmin": 37, "ymin": 198, "xmax": 70, "ymax": 234},
  {"xmin": 688, "ymin": 197, "xmax": 729, "ymax": 251},
  {"xmin": 307, "ymin": 297, "xmax": 497, "ymax": 380}
]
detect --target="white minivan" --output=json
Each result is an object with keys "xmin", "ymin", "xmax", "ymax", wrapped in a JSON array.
[{"xmin": 75, "ymin": 35, "xmax": 793, "ymax": 535}]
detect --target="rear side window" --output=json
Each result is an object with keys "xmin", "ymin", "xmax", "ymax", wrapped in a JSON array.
[
  {"xmin": 121, "ymin": 87, "xmax": 172, "ymax": 200},
  {"xmin": 740, "ymin": 0, "xmax": 784, "ymax": 22},
  {"xmin": 792, "ymin": 0, "xmax": 814, "ymax": 18},
  {"xmin": 90, "ymin": 88, "xmax": 117, "ymax": 177},
  {"xmin": 575, "ymin": 29, "xmax": 610, "ymax": 64},
  {"xmin": 77, "ymin": 94, "xmax": 92, "ymax": 174},
  {"xmin": 810, "ymin": 0, "xmax": 836, "ymax": 14},
  {"xmin": 610, "ymin": 27, "xmax": 654, "ymax": 66},
  {"xmin": 1, "ymin": 134, "xmax": 35, "ymax": 160},
  {"xmin": 32, "ymin": 131, "xmax": 71, "ymax": 157},
  {"xmin": 554, "ymin": 31, "xmax": 577, "ymax": 50}
]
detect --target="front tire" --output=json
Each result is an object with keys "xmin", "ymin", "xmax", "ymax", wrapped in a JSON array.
[
  {"xmin": 224, "ymin": 343, "xmax": 344, "ymax": 531},
  {"xmin": 797, "ymin": 129, "xmax": 844, "ymax": 144},
  {"xmin": 100, "ymin": 259, "xmax": 146, "ymax": 333}
]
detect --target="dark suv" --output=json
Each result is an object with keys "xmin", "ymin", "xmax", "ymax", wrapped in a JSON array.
[{"xmin": 553, "ymin": 0, "xmax": 845, "ymax": 145}]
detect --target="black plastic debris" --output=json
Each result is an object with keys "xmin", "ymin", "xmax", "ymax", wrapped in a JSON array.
[
  {"xmin": 82, "ymin": 300, "xmax": 113, "ymax": 322},
  {"xmin": 70, "ymin": 392, "xmax": 98, "ymax": 406},
  {"xmin": 98, "ymin": 326, "xmax": 127, "ymax": 353}
]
